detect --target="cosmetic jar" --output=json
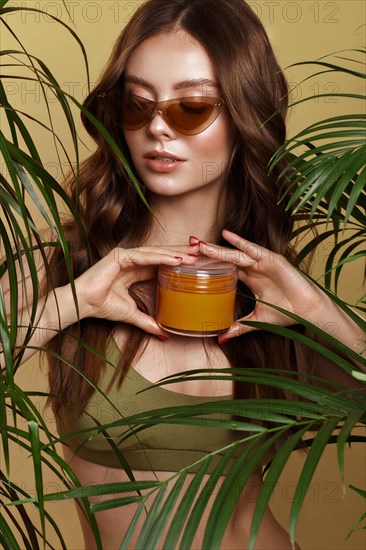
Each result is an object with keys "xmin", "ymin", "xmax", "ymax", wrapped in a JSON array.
[{"xmin": 156, "ymin": 257, "xmax": 237, "ymax": 337}]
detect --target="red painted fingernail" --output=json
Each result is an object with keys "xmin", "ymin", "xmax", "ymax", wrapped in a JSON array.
[
  {"xmin": 199, "ymin": 240, "xmax": 207, "ymax": 245},
  {"xmin": 189, "ymin": 235, "xmax": 200, "ymax": 243},
  {"xmin": 158, "ymin": 335, "xmax": 169, "ymax": 341},
  {"xmin": 188, "ymin": 254, "xmax": 198, "ymax": 257},
  {"xmin": 189, "ymin": 242, "xmax": 199, "ymax": 247},
  {"xmin": 174, "ymin": 256, "xmax": 183, "ymax": 260},
  {"xmin": 219, "ymin": 337, "xmax": 230, "ymax": 345}
]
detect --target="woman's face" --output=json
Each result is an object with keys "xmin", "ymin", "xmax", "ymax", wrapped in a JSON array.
[{"xmin": 123, "ymin": 30, "xmax": 236, "ymax": 199}]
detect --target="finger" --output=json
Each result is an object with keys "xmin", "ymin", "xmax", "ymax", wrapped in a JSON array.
[
  {"xmin": 218, "ymin": 317, "xmax": 258, "ymax": 344},
  {"xmin": 129, "ymin": 265, "xmax": 159, "ymax": 284},
  {"xmin": 197, "ymin": 240, "xmax": 257, "ymax": 266},
  {"xmin": 112, "ymin": 248, "xmax": 198, "ymax": 268},
  {"xmin": 130, "ymin": 244, "xmax": 199, "ymax": 255},
  {"xmin": 125, "ymin": 308, "xmax": 170, "ymax": 339},
  {"xmin": 222, "ymin": 229, "xmax": 271, "ymax": 262},
  {"xmin": 158, "ymin": 244, "xmax": 200, "ymax": 253},
  {"xmin": 110, "ymin": 268, "xmax": 159, "ymax": 297}
]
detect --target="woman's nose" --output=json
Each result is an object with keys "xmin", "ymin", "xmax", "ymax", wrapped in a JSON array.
[{"xmin": 146, "ymin": 109, "xmax": 176, "ymax": 139}]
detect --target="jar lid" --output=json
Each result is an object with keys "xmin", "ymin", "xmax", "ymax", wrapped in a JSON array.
[
  {"xmin": 158, "ymin": 257, "xmax": 237, "ymax": 293},
  {"xmin": 166, "ymin": 256, "xmax": 237, "ymax": 277}
]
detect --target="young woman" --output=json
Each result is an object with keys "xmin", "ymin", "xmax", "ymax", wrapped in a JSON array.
[{"xmin": 5, "ymin": 0, "xmax": 364, "ymax": 548}]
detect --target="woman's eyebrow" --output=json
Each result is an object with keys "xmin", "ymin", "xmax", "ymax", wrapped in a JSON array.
[
  {"xmin": 124, "ymin": 75, "xmax": 153, "ymax": 89},
  {"xmin": 173, "ymin": 78, "xmax": 220, "ymax": 91},
  {"xmin": 124, "ymin": 75, "xmax": 219, "ymax": 91}
]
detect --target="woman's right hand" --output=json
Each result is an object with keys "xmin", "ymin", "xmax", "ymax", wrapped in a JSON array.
[{"xmin": 72, "ymin": 245, "xmax": 198, "ymax": 337}]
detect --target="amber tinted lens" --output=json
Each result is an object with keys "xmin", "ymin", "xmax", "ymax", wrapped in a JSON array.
[
  {"xmin": 122, "ymin": 95, "xmax": 152, "ymax": 129},
  {"xmin": 121, "ymin": 95, "xmax": 222, "ymax": 134},
  {"xmin": 167, "ymin": 99, "xmax": 215, "ymax": 133}
]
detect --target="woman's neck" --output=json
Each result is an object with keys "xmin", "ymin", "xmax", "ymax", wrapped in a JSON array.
[{"xmin": 143, "ymin": 184, "xmax": 227, "ymax": 246}]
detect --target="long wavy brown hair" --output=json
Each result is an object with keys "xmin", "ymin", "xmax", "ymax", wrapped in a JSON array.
[{"xmin": 46, "ymin": 0, "xmax": 308, "ymax": 419}]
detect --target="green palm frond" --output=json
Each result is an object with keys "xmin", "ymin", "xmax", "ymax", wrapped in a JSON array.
[
  {"xmin": 270, "ymin": 49, "xmax": 366, "ymax": 292},
  {"xmin": 0, "ymin": 2, "xmax": 94, "ymax": 544},
  {"xmin": 6, "ymin": 346, "xmax": 365, "ymax": 548},
  {"xmin": 7, "ymin": 386, "xmax": 364, "ymax": 549},
  {"xmin": 346, "ymin": 485, "xmax": 366, "ymax": 540}
]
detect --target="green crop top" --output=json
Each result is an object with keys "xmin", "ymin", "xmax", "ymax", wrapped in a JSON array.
[{"xmin": 57, "ymin": 338, "xmax": 251, "ymax": 473}]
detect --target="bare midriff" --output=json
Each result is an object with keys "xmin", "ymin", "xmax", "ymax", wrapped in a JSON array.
[{"xmin": 63, "ymin": 450, "xmax": 295, "ymax": 550}]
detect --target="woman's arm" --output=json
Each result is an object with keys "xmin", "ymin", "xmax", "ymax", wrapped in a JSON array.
[
  {"xmin": 1, "ymin": 242, "xmax": 199, "ymax": 367},
  {"xmin": 191, "ymin": 230, "xmax": 365, "ymax": 383}
]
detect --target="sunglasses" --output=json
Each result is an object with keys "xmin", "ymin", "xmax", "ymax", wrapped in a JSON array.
[{"xmin": 121, "ymin": 93, "xmax": 225, "ymax": 136}]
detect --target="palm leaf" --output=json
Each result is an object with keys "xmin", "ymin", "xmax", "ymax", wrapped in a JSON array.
[
  {"xmin": 337, "ymin": 410, "xmax": 365, "ymax": 479},
  {"xmin": 202, "ymin": 432, "xmax": 282, "ymax": 549},
  {"xmin": 0, "ymin": 513, "xmax": 21, "ymax": 550},
  {"xmin": 119, "ymin": 499, "xmax": 148, "ymax": 550},
  {"xmin": 0, "ymin": 470, "xmax": 66, "ymax": 549},
  {"xmin": 289, "ymin": 420, "xmax": 340, "ymax": 543},
  {"xmin": 346, "ymin": 483, "xmax": 366, "ymax": 539},
  {"xmin": 0, "ymin": 5, "xmax": 90, "ymax": 87},
  {"xmin": 249, "ymin": 425, "xmax": 310, "ymax": 549},
  {"xmin": 324, "ymin": 230, "xmax": 364, "ymax": 290},
  {"xmin": 134, "ymin": 484, "xmax": 168, "ymax": 549},
  {"xmin": 27, "ymin": 421, "xmax": 45, "ymax": 543},
  {"xmin": 179, "ymin": 450, "xmax": 236, "ymax": 549},
  {"xmin": 163, "ymin": 458, "xmax": 214, "ymax": 549},
  {"xmin": 145, "ymin": 471, "xmax": 189, "ymax": 549},
  {"xmin": 270, "ymin": 50, "xmax": 366, "ymax": 294}
]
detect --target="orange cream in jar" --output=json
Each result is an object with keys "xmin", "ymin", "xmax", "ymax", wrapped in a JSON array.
[{"xmin": 156, "ymin": 258, "xmax": 237, "ymax": 337}]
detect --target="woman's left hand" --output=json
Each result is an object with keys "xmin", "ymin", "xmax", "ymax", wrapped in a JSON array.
[{"xmin": 191, "ymin": 229, "xmax": 329, "ymax": 344}]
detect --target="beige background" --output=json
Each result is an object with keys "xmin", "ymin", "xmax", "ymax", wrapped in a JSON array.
[{"xmin": 1, "ymin": 1, "xmax": 365, "ymax": 549}]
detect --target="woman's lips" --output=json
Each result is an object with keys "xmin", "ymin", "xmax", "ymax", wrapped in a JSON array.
[
  {"xmin": 145, "ymin": 157, "xmax": 185, "ymax": 172},
  {"xmin": 144, "ymin": 152, "xmax": 186, "ymax": 173}
]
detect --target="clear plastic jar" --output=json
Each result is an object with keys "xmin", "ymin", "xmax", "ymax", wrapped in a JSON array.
[{"xmin": 156, "ymin": 257, "xmax": 237, "ymax": 337}]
